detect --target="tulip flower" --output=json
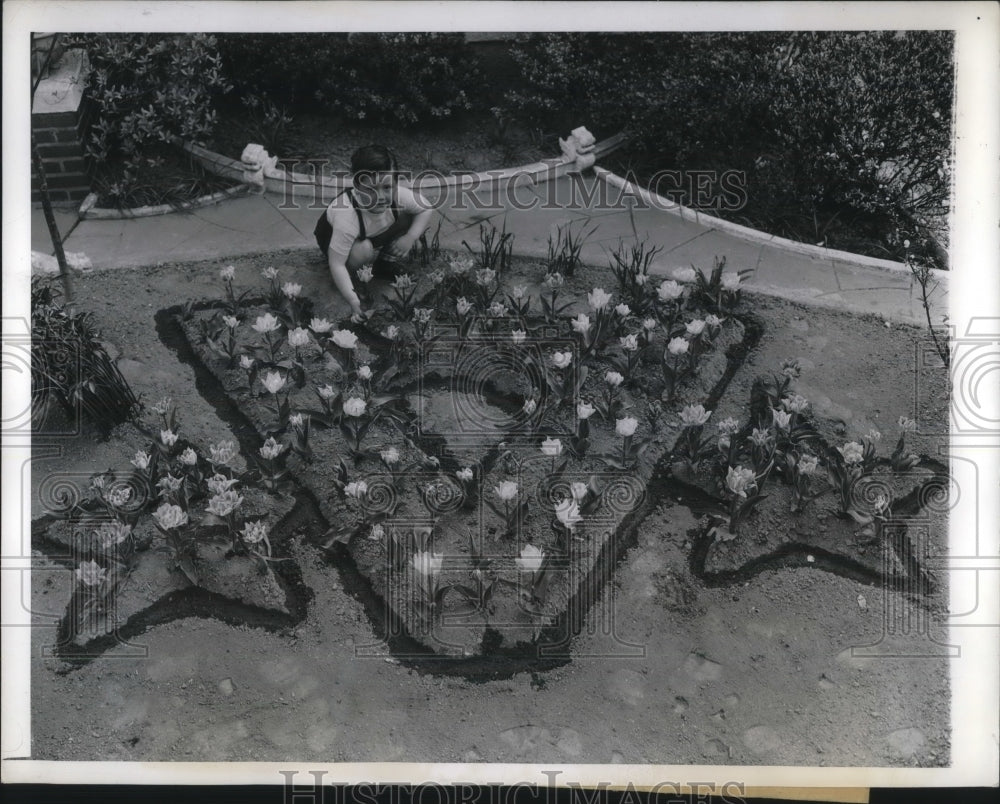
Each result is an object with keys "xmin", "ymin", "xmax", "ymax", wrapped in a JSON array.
[
  {"xmin": 726, "ymin": 465, "xmax": 756, "ymax": 498},
  {"xmin": 667, "ymin": 337, "xmax": 689, "ymax": 355},
  {"xmin": 242, "ymin": 520, "xmax": 269, "ymax": 545},
  {"xmin": 252, "ymin": 313, "xmax": 280, "ymax": 334},
  {"xmin": 658, "ymin": 280, "xmax": 683, "ymax": 301},
  {"xmin": 839, "ymin": 441, "xmax": 864, "ymax": 465},
  {"xmin": 679, "ymin": 404, "xmax": 711, "ymax": 427},
  {"xmin": 685, "ymin": 319, "xmax": 706, "ymax": 337},
  {"xmin": 153, "ymin": 503, "xmax": 188, "ymax": 531},
  {"xmin": 554, "ymin": 498, "xmax": 582, "ymax": 531},
  {"xmin": 261, "ymin": 371, "xmax": 286, "ymax": 395},
  {"xmin": 551, "ymin": 351, "xmax": 573, "ymax": 370},
  {"xmin": 207, "ymin": 490, "xmax": 243, "ymax": 518},
  {"xmin": 75, "ymin": 560, "xmax": 107, "ymax": 588},
  {"xmin": 206, "ymin": 474, "xmax": 240, "ymax": 495},
  {"xmin": 571, "ymin": 314, "xmax": 591, "ymax": 334},
  {"xmin": 343, "ymin": 397, "xmax": 367, "ymax": 417},
  {"xmin": 516, "ymin": 543, "xmax": 546, "ymax": 575},
  {"xmin": 288, "ymin": 327, "xmax": 311, "ymax": 348},
  {"xmin": 588, "ymin": 288, "xmax": 613, "ymax": 310}
]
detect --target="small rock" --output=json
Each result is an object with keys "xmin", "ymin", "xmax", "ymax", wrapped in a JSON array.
[
  {"xmin": 806, "ymin": 554, "xmax": 815, "ymax": 563},
  {"xmin": 218, "ymin": 678, "xmax": 234, "ymax": 696},
  {"xmin": 857, "ymin": 594, "xmax": 868, "ymax": 611}
]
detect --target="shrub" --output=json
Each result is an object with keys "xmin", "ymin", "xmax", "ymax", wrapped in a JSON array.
[
  {"xmin": 68, "ymin": 34, "xmax": 232, "ymax": 163},
  {"xmin": 214, "ymin": 34, "xmax": 330, "ymax": 109},
  {"xmin": 31, "ymin": 279, "xmax": 140, "ymax": 437},
  {"xmin": 216, "ymin": 33, "xmax": 480, "ymax": 125},
  {"xmin": 504, "ymin": 32, "xmax": 953, "ymax": 269}
]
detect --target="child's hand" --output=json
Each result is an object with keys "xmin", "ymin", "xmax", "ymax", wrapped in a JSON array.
[
  {"xmin": 387, "ymin": 234, "xmax": 415, "ymax": 260},
  {"xmin": 350, "ymin": 309, "xmax": 371, "ymax": 325}
]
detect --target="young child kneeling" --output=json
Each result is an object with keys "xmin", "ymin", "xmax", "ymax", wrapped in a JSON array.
[{"xmin": 314, "ymin": 145, "xmax": 434, "ymax": 323}]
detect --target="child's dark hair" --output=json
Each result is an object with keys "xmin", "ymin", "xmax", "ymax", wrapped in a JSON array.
[{"xmin": 351, "ymin": 144, "xmax": 397, "ymax": 181}]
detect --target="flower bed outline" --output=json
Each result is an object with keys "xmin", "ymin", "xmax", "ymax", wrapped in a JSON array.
[{"xmin": 32, "ymin": 245, "xmax": 949, "ymax": 670}]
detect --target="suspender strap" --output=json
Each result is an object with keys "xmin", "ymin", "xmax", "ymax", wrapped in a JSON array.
[
  {"xmin": 348, "ymin": 189, "xmax": 399, "ymax": 242},
  {"xmin": 347, "ymin": 189, "xmax": 366, "ymax": 241}
]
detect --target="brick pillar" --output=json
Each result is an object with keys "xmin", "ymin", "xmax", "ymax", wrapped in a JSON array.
[{"xmin": 31, "ymin": 50, "xmax": 93, "ymax": 205}]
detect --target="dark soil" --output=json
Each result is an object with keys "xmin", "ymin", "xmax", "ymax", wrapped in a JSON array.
[{"xmin": 209, "ymin": 108, "xmax": 552, "ymax": 180}]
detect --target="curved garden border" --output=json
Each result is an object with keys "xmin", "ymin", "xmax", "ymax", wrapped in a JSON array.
[
  {"xmin": 78, "ymin": 182, "xmax": 250, "ymax": 221},
  {"xmin": 180, "ymin": 133, "xmax": 631, "ymax": 196},
  {"xmin": 593, "ymin": 166, "xmax": 950, "ymax": 279}
]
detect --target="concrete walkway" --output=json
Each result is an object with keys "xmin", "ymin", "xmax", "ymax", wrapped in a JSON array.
[{"xmin": 30, "ymin": 171, "xmax": 946, "ymax": 326}]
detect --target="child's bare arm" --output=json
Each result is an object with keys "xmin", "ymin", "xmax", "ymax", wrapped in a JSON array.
[
  {"xmin": 327, "ymin": 250, "xmax": 364, "ymax": 316},
  {"xmin": 386, "ymin": 188, "xmax": 436, "ymax": 259},
  {"xmin": 386, "ymin": 208, "xmax": 435, "ymax": 259}
]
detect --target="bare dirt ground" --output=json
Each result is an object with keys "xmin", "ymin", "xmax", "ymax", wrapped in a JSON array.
[{"xmin": 28, "ymin": 247, "xmax": 951, "ymax": 765}]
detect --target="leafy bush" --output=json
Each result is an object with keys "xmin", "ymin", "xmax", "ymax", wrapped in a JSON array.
[
  {"xmin": 216, "ymin": 33, "xmax": 480, "ymax": 125},
  {"xmin": 504, "ymin": 32, "xmax": 953, "ymax": 269},
  {"xmin": 214, "ymin": 34, "xmax": 329, "ymax": 109},
  {"xmin": 31, "ymin": 279, "xmax": 140, "ymax": 437},
  {"xmin": 91, "ymin": 144, "xmax": 236, "ymax": 210},
  {"xmin": 68, "ymin": 33, "xmax": 232, "ymax": 163}
]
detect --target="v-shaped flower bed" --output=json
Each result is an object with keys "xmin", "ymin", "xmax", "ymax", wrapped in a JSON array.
[{"xmin": 173, "ymin": 248, "xmax": 754, "ymax": 657}]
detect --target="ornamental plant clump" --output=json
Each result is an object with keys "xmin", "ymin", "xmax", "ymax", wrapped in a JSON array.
[
  {"xmin": 547, "ymin": 221, "xmax": 597, "ymax": 278},
  {"xmin": 489, "ymin": 480, "xmax": 526, "ymax": 538},
  {"xmin": 30, "ymin": 279, "xmax": 140, "ymax": 436},
  {"xmin": 465, "ymin": 220, "xmax": 514, "ymax": 279},
  {"xmin": 610, "ymin": 239, "xmax": 661, "ymax": 314},
  {"xmin": 689, "ymin": 256, "xmax": 755, "ymax": 312},
  {"xmin": 717, "ymin": 464, "xmax": 769, "ymax": 538}
]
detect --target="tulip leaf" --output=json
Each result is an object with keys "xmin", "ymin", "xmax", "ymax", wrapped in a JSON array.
[
  {"xmin": 175, "ymin": 555, "xmax": 200, "ymax": 587},
  {"xmin": 321, "ymin": 524, "xmax": 358, "ymax": 549},
  {"xmin": 485, "ymin": 498, "xmax": 506, "ymax": 520},
  {"xmin": 845, "ymin": 508, "xmax": 875, "ymax": 525},
  {"xmin": 199, "ymin": 512, "xmax": 227, "ymax": 528}
]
